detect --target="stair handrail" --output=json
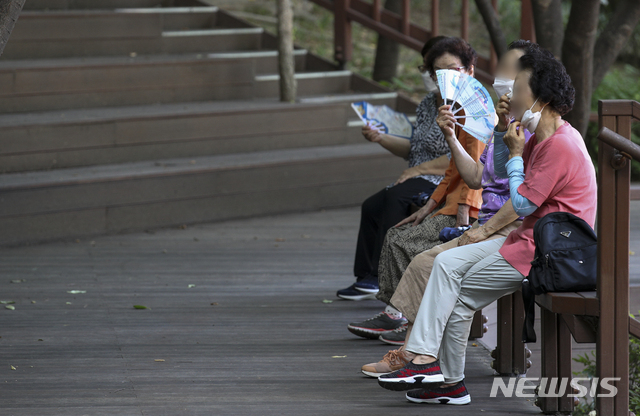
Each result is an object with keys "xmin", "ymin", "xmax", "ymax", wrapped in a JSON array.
[{"xmin": 306, "ymin": 0, "xmax": 536, "ymax": 84}]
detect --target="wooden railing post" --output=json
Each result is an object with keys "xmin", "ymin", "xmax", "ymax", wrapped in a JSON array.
[
  {"xmin": 597, "ymin": 102, "xmax": 618, "ymax": 416},
  {"xmin": 431, "ymin": 0, "xmax": 439, "ymax": 37},
  {"xmin": 334, "ymin": 0, "xmax": 352, "ymax": 68},
  {"xmin": 519, "ymin": 0, "xmax": 536, "ymax": 42},
  {"xmin": 489, "ymin": 0, "xmax": 498, "ymax": 74},
  {"xmin": 612, "ymin": 114, "xmax": 631, "ymax": 416},
  {"xmin": 460, "ymin": 0, "xmax": 469, "ymax": 41},
  {"xmin": 401, "ymin": 0, "xmax": 410, "ymax": 36},
  {"xmin": 596, "ymin": 100, "xmax": 632, "ymax": 416},
  {"xmin": 372, "ymin": 0, "xmax": 381, "ymax": 21}
]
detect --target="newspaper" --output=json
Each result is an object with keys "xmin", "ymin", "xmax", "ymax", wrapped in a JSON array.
[{"xmin": 351, "ymin": 101, "xmax": 414, "ymax": 140}]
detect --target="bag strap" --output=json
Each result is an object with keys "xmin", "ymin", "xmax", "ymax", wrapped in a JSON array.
[{"xmin": 521, "ymin": 278, "xmax": 537, "ymax": 343}]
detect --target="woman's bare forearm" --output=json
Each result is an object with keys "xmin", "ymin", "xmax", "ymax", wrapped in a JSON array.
[
  {"xmin": 479, "ymin": 199, "xmax": 520, "ymax": 236},
  {"xmin": 444, "ymin": 134, "xmax": 483, "ymax": 189},
  {"xmin": 378, "ymin": 134, "xmax": 412, "ymax": 158},
  {"xmin": 414, "ymin": 154, "xmax": 449, "ymax": 176}
]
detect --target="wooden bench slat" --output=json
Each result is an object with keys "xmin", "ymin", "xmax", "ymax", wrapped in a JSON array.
[
  {"xmin": 630, "ymin": 316, "xmax": 640, "ymax": 340},
  {"xmin": 535, "ymin": 291, "xmax": 599, "ymax": 317}
]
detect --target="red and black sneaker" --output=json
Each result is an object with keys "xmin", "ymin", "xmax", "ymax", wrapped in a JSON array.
[
  {"xmin": 406, "ymin": 380, "xmax": 471, "ymax": 405},
  {"xmin": 377, "ymin": 360, "xmax": 445, "ymax": 391}
]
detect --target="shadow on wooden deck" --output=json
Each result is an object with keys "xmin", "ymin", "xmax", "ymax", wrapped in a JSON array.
[{"xmin": 1, "ymin": 208, "xmax": 546, "ymax": 414}]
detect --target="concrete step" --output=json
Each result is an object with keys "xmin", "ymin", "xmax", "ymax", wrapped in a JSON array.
[
  {"xmin": 0, "ymin": 144, "xmax": 407, "ymax": 246},
  {"xmin": 0, "ymin": 53, "xmax": 356, "ymax": 113},
  {"xmin": 23, "ymin": 0, "xmax": 170, "ymax": 10},
  {"xmin": 2, "ymin": 8, "xmax": 267, "ymax": 60},
  {"xmin": 0, "ymin": 92, "xmax": 402, "ymax": 173}
]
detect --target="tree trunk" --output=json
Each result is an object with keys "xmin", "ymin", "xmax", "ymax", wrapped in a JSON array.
[
  {"xmin": 473, "ymin": 0, "xmax": 507, "ymax": 59},
  {"xmin": 372, "ymin": 0, "xmax": 402, "ymax": 83},
  {"xmin": 0, "ymin": 0, "xmax": 25, "ymax": 57},
  {"xmin": 592, "ymin": 0, "xmax": 640, "ymax": 90},
  {"xmin": 561, "ymin": 0, "xmax": 600, "ymax": 137},
  {"xmin": 276, "ymin": 0, "xmax": 297, "ymax": 102},
  {"xmin": 530, "ymin": 0, "xmax": 564, "ymax": 59}
]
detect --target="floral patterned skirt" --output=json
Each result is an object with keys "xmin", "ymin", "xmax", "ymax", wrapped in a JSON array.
[{"xmin": 376, "ymin": 209, "xmax": 456, "ymax": 304}]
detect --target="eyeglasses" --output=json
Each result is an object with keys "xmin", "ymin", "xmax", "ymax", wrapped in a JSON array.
[
  {"xmin": 418, "ymin": 64, "xmax": 466, "ymax": 74},
  {"xmin": 434, "ymin": 65, "xmax": 466, "ymax": 72}
]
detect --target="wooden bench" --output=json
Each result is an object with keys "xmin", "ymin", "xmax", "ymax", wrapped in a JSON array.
[
  {"xmin": 534, "ymin": 291, "xmax": 599, "ymax": 413},
  {"xmin": 492, "ymin": 291, "xmax": 530, "ymax": 376}
]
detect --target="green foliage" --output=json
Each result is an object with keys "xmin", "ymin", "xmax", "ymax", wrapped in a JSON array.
[
  {"xmin": 571, "ymin": 312, "xmax": 640, "ymax": 415},
  {"xmin": 586, "ymin": 64, "xmax": 640, "ymax": 180},
  {"xmin": 592, "ymin": 64, "xmax": 640, "ymax": 105}
]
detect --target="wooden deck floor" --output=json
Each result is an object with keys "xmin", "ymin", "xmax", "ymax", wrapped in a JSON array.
[{"xmin": 0, "ymin": 208, "xmax": 543, "ymax": 415}]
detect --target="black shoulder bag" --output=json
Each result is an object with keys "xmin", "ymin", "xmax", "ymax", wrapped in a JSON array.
[{"xmin": 521, "ymin": 211, "xmax": 597, "ymax": 342}]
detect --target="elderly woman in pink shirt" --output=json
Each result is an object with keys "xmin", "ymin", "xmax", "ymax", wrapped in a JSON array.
[{"xmin": 375, "ymin": 47, "xmax": 597, "ymax": 406}]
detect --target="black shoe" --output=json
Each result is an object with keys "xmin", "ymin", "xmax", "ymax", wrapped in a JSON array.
[
  {"xmin": 379, "ymin": 325, "xmax": 407, "ymax": 346},
  {"xmin": 337, "ymin": 283, "xmax": 377, "ymax": 301},
  {"xmin": 406, "ymin": 380, "xmax": 471, "ymax": 405},
  {"xmin": 347, "ymin": 312, "xmax": 408, "ymax": 339},
  {"xmin": 378, "ymin": 360, "xmax": 445, "ymax": 391},
  {"xmin": 353, "ymin": 274, "xmax": 379, "ymax": 294}
]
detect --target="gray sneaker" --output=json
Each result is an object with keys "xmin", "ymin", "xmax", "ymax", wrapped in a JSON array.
[
  {"xmin": 347, "ymin": 312, "xmax": 408, "ymax": 339},
  {"xmin": 379, "ymin": 325, "xmax": 407, "ymax": 346}
]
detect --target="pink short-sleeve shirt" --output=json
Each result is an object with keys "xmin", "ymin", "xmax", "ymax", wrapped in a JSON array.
[{"xmin": 499, "ymin": 122, "xmax": 597, "ymax": 276}]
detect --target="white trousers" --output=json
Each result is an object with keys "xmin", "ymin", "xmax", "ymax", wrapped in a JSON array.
[{"xmin": 404, "ymin": 237, "xmax": 524, "ymax": 383}]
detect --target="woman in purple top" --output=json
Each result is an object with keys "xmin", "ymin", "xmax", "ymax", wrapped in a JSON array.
[
  {"xmin": 476, "ymin": 134, "xmax": 528, "ymax": 224},
  {"xmin": 357, "ymin": 40, "xmax": 537, "ymax": 378}
]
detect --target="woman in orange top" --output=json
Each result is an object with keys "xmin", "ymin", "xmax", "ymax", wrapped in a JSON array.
[
  {"xmin": 347, "ymin": 38, "xmax": 485, "ymax": 342},
  {"xmin": 375, "ymin": 38, "xmax": 485, "ymax": 306}
]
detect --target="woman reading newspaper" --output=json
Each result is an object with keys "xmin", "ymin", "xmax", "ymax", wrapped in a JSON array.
[{"xmin": 336, "ymin": 36, "xmax": 452, "ymax": 302}]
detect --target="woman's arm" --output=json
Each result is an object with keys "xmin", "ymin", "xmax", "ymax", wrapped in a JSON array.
[
  {"xmin": 362, "ymin": 125, "xmax": 412, "ymax": 158},
  {"xmin": 506, "ymin": 157, "xmax": 538, "ymax": 216},
  {"xmin": 444, "ymin": 135, "xmax": 484, "ymax": 189},
  {"xmin": 493, "ymin": 94, "xmax": 512, "ymax": 178},
  {"xmin": 455, "ymin": 128, "xmax": 485, "ymax": 226},
  {"xmin": 378, "ymin": 134, "xmax": 412, "ymax": 158},
  {"xmin": 414, "ymin": 154, "xmax": 450, "ymax": 176},
  {"xmin": 395, "ymin": 154, "xmax": 450, "ymax": 184},
  {"xmin": 436, "ymin": 105, "xmax": 484, "ymax": 189},
  {"xmin": 493, "ymin": 129, "xmax": 510, "ymax": 178},
  {"xmin": 504, "ymin": 121, "xmax": 538, "ymax": 217},
  {"xmin": 458, "ymin": 199, "xmax": 520, "ymax": 246}
]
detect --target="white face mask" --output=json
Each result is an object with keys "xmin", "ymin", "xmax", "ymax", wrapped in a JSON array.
[
  {"xmin": 421, "ymin": 71, "xmax": 438, "ymax": 93},
  {"xmin": 520, "ymin": 98, "xmax": 547, "ymax": 133},
  {"xmin": 492, "ymin": 77, "xmax": 514, "ymax": 99}
]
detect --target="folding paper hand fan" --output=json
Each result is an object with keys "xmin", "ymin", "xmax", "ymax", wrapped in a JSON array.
[{"xmin": 435, "ymin": 70, "xmax": 496, "ymax": 144}]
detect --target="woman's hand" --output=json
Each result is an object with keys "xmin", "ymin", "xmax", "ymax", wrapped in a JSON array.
[
  {"xmin": 496, "ymin": 94, "xmax": 511, "ymax": 132},
  {"xmin": 436, "ymin": 105, "xmax": 456, "ymax": 138},
  {"xmin": 395, "ymin": 167, "xmax": 422, "ymax": 184},
  {"xmin": 395, "ymin": 198, "xmax": 437, "ymax": 228},
  {"xmin": 362, "ymin": 124, "xmax": 383, "ymax": 143},
  {"xmin": 504, "ymin": 121, "xmax": 527, "ymax": 159},
  {"xmin": 458, "ymin": 226, "xmax": 490, "ymax": 246},
  {"xmin": 456, "ymin": 204, "xmax": 470, "ymax": 228}
]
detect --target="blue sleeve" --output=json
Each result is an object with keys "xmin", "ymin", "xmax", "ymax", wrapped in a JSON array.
[
  {"xmin": 505, "ymin": 156, "xmax": 538, "ymax": 216},
  {"xmin": 493, "ymin": 129, "xmax": 510, "ymax": 178}
]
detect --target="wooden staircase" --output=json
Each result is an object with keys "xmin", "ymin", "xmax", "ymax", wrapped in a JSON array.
[{"xmin": 0, "ymin": 0, "xmax": 414, "ymax": 246}]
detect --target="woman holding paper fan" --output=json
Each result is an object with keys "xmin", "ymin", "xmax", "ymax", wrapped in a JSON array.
[
  {"xmin": 336, "ymin": 36, "xmax": 452, "ymax": 302},
  {"xmin": 377, "ymin": 47, "xmax": 596, "ymax": 407},
  {"xmin": 373, "ymin": 38, "xmax": 485, "ymax": 302},
  {"xmin": 345, "ymin": 37, "xmax": 485, "ymax": 338}
]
